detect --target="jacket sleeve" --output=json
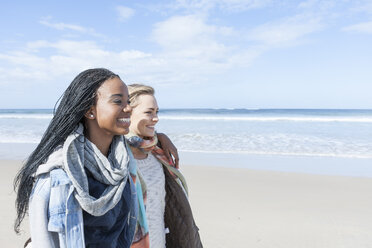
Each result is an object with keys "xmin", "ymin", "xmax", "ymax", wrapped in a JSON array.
[{"xmin": 29, "ymin": 174, "xmax": 58, "ymax": 248}]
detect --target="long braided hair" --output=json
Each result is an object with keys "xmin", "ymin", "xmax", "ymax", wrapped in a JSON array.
[{"xmin": 14, "ymin": 68, "xmax": 119, "ymax": 233}]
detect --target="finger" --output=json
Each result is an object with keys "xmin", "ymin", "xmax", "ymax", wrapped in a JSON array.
[
  {"xmin": 174, "ymin": 157, "xmax": 179, "ymax": 169},
  {"xmin": 164, "ymin": 149, "xmax": 175, "ymax": 167},
  {"xmin": 170, "ymin": 149, "xmax": 179, "ymax": 169},
  {"xmin": 168, "ymin": 152, "xmax": 177, "ymax": 168}
]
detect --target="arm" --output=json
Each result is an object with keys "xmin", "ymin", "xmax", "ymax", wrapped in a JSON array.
[
  {"xmin": 156, "ymin": 132, "xmax": 179, "ymax": 169},
  {"xmin": 29, "ymin": 175, "xmax": 58, "ymax": 248}
]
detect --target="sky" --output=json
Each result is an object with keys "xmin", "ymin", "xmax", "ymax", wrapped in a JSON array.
[{"xmin": 0, "ymin": 0, "xmax": 371, "ymax": 109}]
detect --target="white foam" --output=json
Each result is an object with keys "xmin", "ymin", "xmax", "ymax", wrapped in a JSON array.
[
  {"xmin": 0, "ymin": 114, "xmax": 53, "ymax": 119},
  {"xmin": 1, "ymin": 113, "xmax": 372, "ymax": 123},
  {"xmin": 0, "ymin": 140, "xmax": 39, "ymax": 144},
  {"xmin": 159, "ymin": 115, "xmax": 372, "ymax": 123},
  {"xmin": 179, "ymin": 149, "xmax": 372, "ymax": 159}
]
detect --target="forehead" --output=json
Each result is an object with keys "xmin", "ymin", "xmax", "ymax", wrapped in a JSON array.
[
  {"xmin": 97, "ymin": 77, "xmax": 128, "ymax": 96},
  {"xmin": 136, "ymin": 94, "xmax": 158, "ymax": 108}
]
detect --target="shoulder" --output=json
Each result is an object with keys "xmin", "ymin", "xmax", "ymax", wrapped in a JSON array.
[
  {"xmin": 31, "ymin": 168, "xmax": 71, "ymax": 198},
  {"xmin": 31, "ymin": 171, "xmax": 51, "ymax": 200},
  {"xmin": 49, "ymin": 168, "xmax": 71, "ymax": 187}
]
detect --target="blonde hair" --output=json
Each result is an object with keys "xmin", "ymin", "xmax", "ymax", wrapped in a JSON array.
[{"xmin": 128, "ymin": 84, "xmax": 155, "ymax": 107}]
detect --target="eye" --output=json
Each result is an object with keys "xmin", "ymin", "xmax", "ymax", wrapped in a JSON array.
[{"xmin": 113, "ymin": 99, "xmax": 122, "ymax": 104}]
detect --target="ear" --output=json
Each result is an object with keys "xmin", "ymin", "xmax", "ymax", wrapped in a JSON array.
[{"xmin": 84, "ymin": 106, "xmax": 96, "ymax": 120}]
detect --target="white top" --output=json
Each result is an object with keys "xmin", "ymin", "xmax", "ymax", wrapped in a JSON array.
[{"xmin": 136, "ymin": 153, "xmax": 166, "ymax": 248}]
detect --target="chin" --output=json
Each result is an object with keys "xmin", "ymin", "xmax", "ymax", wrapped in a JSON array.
[
  {"xmin": 116, "ymin": 127, "xmax": 130, "ymax": 135},
  {"xmin": 139, "ymin": 131, "xmax": 155, "ymax": 138}
]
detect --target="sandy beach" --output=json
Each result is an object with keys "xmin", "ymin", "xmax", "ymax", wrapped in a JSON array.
[
  {"xmin": 184, "ymin": 165, "xmax": 372, "ymax": 248},
  {"xmin": 1, "ymin": 160, "xmax": 372, "ymax": 248}
]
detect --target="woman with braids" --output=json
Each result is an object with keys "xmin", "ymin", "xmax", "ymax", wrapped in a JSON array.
[
  {"xmin": 14, "ymin": 68, "xmax": 178, "ymax": 248},
  {"xmin": 126, "ymin": 84, "xmax": 203, "ymax": 248}
]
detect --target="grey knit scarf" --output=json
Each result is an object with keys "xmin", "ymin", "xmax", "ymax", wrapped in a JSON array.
[
  {"xmin": 36, "ymin": 124, "xmax": 134, "ymax": 216},
  {"xmin": 64, "ymin": 124, "xmax": 135, "ymax": 216}
]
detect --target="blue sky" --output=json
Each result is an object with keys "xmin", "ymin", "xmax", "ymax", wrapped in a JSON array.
[{"xmin": 0, "ymin": 0, "xmax": 371, "ymax": 109}]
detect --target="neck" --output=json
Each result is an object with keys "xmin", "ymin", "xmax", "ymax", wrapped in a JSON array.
[
  {"xmin": 128, "ymin": 132, "xmax": 156, "ymax": 159},
  {"xmin": 85, "ymin": 122, "xmax": 114, "ymax": 157},
  {"xmin": 130, "ymin": 146, "xmax": 148, "ymax": 159}
]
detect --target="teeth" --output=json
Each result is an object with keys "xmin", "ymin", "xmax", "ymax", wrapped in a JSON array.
[
  {"xmin": 118, "ymin": 118, "xmax": 130, "ymax": 123},
  {"xmin": 147, "ymin": 126, "xmax": 155, "ymax": 128}
]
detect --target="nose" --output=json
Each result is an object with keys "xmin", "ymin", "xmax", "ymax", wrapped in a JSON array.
[
  {"xmin": 123, "ymin": 103, "xmax": 132, "ymax": 113},
  {"xmin": 152, "ymin": 113, "xmax": 159, "ymax": 122}
]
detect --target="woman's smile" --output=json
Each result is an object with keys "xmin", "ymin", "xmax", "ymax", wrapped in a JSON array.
[
  {"xmin": 117, "ymin": 117, "xmax": 131, "ymax": 128},
  {"xmin": 146, "ymin": 125, "xmax": 155, "ymax": 130},
  {"xmin": 129, "ymin": 94, "xmax": 159, "ymax": 138}
]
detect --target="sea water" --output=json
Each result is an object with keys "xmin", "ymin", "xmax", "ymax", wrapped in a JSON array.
[{"xmin": 1, "ymin": 109, "xmax": 372, "ymax": 176}]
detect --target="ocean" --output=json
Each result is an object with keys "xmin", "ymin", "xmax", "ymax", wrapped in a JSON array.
[
  {"xmin": 1, "ymin": 108, "xmax": 372, "ymax": 158},
  {"xmin": 1, "ymin": 108, "xmax": 372, "ymax": 176}
]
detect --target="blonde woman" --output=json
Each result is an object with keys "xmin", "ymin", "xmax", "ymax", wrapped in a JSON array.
[{"xmin": 126, "ymin": 84, "xmax": 202, "ymax": 248}]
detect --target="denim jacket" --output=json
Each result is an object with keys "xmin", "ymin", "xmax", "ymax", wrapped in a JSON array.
[{"xmin": 29, "ymin": 168, "xmax": 138, "ymax": 248}]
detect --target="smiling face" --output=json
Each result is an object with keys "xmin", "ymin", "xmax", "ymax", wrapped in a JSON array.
[
  {"xmin": 86, "ymin": 77, "xmax": 132, "ymax": 140},
  {"xmin": 129, "ymin": 94, "xmax": 159, "ymax": 138}
]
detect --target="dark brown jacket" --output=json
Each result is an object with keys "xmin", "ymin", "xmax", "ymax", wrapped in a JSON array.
[{"xmin": 163, "ymin": 167, "xmax": 203, "ymax": 248}]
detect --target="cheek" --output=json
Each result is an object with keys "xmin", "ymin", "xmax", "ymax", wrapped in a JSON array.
[
  {"xmin": 95, "ymin": 105, "xmax": 117, "ymax": 125},
  {"xmin": 129, "ymin": 115, "xmax": 140, "ymax": 131},
  {"xmin": 130, "ymin": 111, "xmax": 146, "ymax": 125},
  {"xmin": 96, "ymin": 107, "xmax": 111, "ymax": 120},
  {"xmin": 130, "ymin": 113, "xmax": 139, "ymax": 125},
  {"xmin": 130, "ymin": 118, "xmax": 148, "ymax": 135},
  {"xmin": 137, "ymin": 119, "xmax": 148, "ymax": 130}
]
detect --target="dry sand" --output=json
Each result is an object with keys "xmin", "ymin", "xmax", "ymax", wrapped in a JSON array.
[
  {"xmin": 1, "ymin": 160, "xmax": 30, "ymax": 247},
  {"xmin": 1, "ymin": 160, "xmax": 372, "ymax": 248},
  {"xmin": 183, "ymin": 165, "xmax": 372, "ymax": 248}
]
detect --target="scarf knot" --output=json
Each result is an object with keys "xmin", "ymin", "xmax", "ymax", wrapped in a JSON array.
[{"xmin": 126, "ymin": 133, "xmax": 174, "ymax": 166}]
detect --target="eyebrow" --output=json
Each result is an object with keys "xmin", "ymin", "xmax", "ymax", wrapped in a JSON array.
[{"xmin": 110, "ymin": 94, "xmax": 124, "ymax": 98}]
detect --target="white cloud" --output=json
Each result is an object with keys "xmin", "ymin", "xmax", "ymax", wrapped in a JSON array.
[
  {"xmin": 174, "ymin": 0, "xmax": 272, "ymax": 12},
  {"xmin": 247, "ymin": 14, "xmax": 323, "ymax": 46},
  {"xmin": 0, "ymin": 19, "xmax": 252, "ymax": 89},
  {"xmin": 342, "ymin": 21, "xmax": 372, "ymax": 34},
  {"xmin": 152, "ymin": 15, "xmax": 235, "ymax": 57},
  {"xmin": 0, "ymin": 2, "xmax": 344, "ymax": 89},
  {"xmin": 153, "ymin": 15, "xmax": 218, "ymax": 47},
  {"xmin": 40, "ymin": 20, "xmax": 85, "ymax": 32},
  {"xmin": 39, "ymin": 17, "xmax": 105, "ymax": 37},
  {"xmin": 116, "ymin": 6, "xmax": 135, "ymax": 21},
  {"xmin": 349, "ymin": 0, "xmax": 372, "ymax": 14},
  {"xmin": 298, "ymin": 0, "xmax": 318, "ymax": 9},
  {"xmin": 151, "ymin": 15, "xmax": 246, "ymax": 76},
  {"xmin": 298, "ymin": 0, "xmax": 336, "ymax": 10},
  {"xmin": 0, "ymin": 9, "xmax": 326, "ymax": 89},
  {"xmin": 0, "ymin": 39, "xmax": 172, "ymax": 85},
  {"xmin": 216, "ymin": 0, "xmax": 272, "ymax": 11}
]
